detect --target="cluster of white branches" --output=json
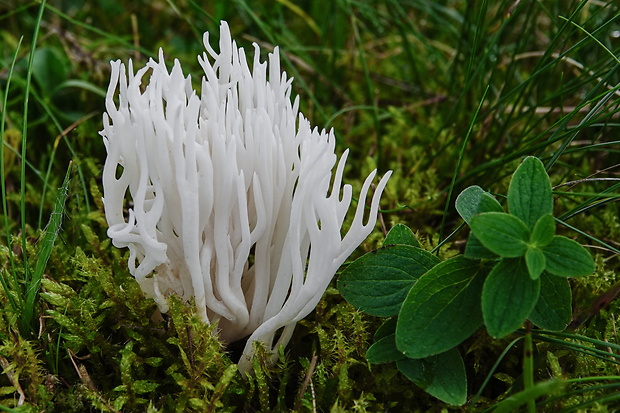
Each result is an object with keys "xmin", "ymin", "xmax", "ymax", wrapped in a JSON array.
[{"xmin": 101, "ymin": 21, "xmax": 390, "ymax": 372}]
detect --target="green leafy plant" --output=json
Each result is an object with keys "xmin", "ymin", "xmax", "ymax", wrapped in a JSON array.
[
  {"xmin": 457, "ymin": 157, "xmax": 594, "ymax": 337},
  {"xmin": 338, "ymin": 156, "xmax": 596, "ymax": 406}
]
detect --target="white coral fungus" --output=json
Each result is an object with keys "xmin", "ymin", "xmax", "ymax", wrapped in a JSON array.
[{"xmin": 101, "ymin": 21, "xmax": 391, "ymax": 372}]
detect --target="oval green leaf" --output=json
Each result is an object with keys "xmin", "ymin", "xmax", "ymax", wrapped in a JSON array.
[
  {"xmin": 542, "ymin": 236, "xmax": 595, "ymax": 278},
  {"xmin": 32, "ymin": 47, "xmax": 70, "ymax": 96},
  {"xmin": 396, "ymin": 256, "xmax": 485, "ymax": 359},
  {"xmin": 456, "ymin": 185, "xmax": 504, "ymax": 223},
  {"xmin": 456, "ymin": 186, "xmax": 503, "ymax": 259},
  {"xmin": 469, "ymin": 212, "xmax": 530, "ymax": 258},
  {"xmin": 464, "ymin": 235, "xmax": 498, "ymax": 259},
  {"xmin": 397, "ymin": 348, "xmax": 467, "ymax": 406},
  {"xmin": 374, "ymin": 317, "xmax": 397, "ymax": 340},
  {"xmin": 383, "ymin": 223, "xmax": 420, "ymax": 247},
  {"xmin": 528, "ymin": 273, "xmax": 572, "ymax": 331},
  {"xmin": 530, "ymin": 214, "xmax": 555, "ymax": 247},
  {"xmin": 507, "ymin": 157, "xmax": 553, "ymax": 229},
  {"xmin": 482, "ymin": 258, "xmax": 541, "ymax": 338},
  {"xmin": 338, "ymin": 245, "xmax": 441, "ymax": 317},
  {"xmin": 366, "ymin": 334, "xmax": 406, "ymax": 364},
  {"xmin": 525, "ymin": 247, "xmax": 546, "ymax": 280}
]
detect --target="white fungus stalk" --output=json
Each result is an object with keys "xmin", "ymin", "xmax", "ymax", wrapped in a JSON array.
[{"xmin": 101, "ymin": 21, "xmax": 391, "ymax": 372}]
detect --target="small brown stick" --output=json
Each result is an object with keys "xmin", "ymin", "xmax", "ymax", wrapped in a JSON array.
[
  {"xmin": 0, "ymin": 355, "xmax": 26, "ymax": 405},
  {"xmin": 68, "ymin": 350, "xmax": 120, "ymax": 413},
  {"xmin": 294, "ymin": 353, "xmax": 318, "ymax": 412},
  {"xmin": 68, "ymin": 349, "xmax": 96, "ymax": 391}
]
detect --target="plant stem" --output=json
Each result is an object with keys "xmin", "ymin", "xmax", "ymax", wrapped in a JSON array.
[{"xmin": 524, "ymin": 321, "xmax": 535, "ymax": 413}]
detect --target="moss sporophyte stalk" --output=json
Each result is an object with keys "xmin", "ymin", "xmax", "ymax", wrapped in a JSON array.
[{"xmin": 100, "ymin": 21, "xmax": 391, "ymax": 372}]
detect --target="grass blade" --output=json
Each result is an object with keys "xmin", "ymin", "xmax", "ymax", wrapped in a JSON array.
[
  {"xmin": 19, "ymin": 0, "xmax": 47, "ymax": 301},
  {"xmin": 491, "ymin": 379, "xmax": 563, "ymax": 413},
  {"xmin": 0, "ymin": 37, "xmax": 24, "ymax": 313},
  {"xmin": 20, "ymin": 162, "xmax": 71, "ymax": 335}
]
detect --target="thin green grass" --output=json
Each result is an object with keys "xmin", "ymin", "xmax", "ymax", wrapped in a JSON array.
[
  {"xmin": 489, "ymin": 379, "xmax": 563, "ymax": 413},
  {"xmin": 532, "ymin": 330, "xmax": 620, "ymax": 411},
  {"xmin": 17, "ymin": 3, "xmax": 47, "ymax": 319},
  {"xmin": 471, "ymin": 336, "xmax": 524, "ymax": 406},
  {"xmin": 0, "ymin": 404, "xmax": 19, "ymax": 413},
  {"xmin": 0, "ymin": 37, "xmax": 23, "ymax": 315},
  {"xmin": 21, "ymin": 162, "xmax": 71, "ymax": 334},
  {"xmin": 1, "ymin": 0, "xmax": 75, "ymax": 337}
]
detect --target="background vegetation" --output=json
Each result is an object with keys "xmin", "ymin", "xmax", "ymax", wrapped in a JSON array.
[{"xmin": 1, "ymin": 0, "xmax": 620, "ymax": 411}]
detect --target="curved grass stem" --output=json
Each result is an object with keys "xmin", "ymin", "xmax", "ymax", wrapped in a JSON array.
[{"xmin": 524, "ymin": 322, "xmax": 535, "ymax": 413}]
